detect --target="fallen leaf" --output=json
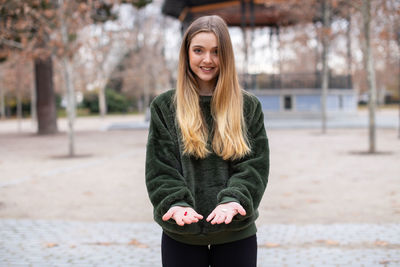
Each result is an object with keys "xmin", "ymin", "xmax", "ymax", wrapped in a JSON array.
[
  {"xmin": 316, "ymin": 240, "xmax": 339, "ymax": 246},
  {"xmin": 379, "ymin": 260, "xmax": 390, "ymax": 265},
  {"xmin": 264, "ymin": 242, "xmax": 280, "ymax": 248},
  {"xmin": 45, "ymin": 243, "xmax": 58, "ymax": 248},
  {"xmin": 94, "ymin": 242, "xmax": 112, "ymax": 246},
  {"xmin": 375, "ymin": 241, "xmax": 388, "ymax": 247},
  {"xmin": 128, "ymin": 239, "xmax": 148, "ymax": 248},
  {"xmin": 83, "ymin": 191, "xmax": 93, "ymax": 196},
  {"xmin": 325, "ymin": 240, "xmax": 339, "ymax": 246},
  {"xmin": 306, "ymin": 199, "xmax": 320, "ymax": 204}
]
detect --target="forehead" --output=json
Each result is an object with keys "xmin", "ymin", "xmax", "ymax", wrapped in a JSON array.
[{"xmin": 190, "ymin": 32, "xmax": 218, "ymax": 47}]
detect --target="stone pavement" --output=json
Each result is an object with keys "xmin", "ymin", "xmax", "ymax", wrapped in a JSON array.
[{"xmin": 1, "ymin": 219, "xmax": 399, "ymax": 267}]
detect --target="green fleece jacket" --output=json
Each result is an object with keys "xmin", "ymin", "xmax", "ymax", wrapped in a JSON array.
[{"xmin": 145, "ymin": 89, "xmax": 269, "ymax": 245}]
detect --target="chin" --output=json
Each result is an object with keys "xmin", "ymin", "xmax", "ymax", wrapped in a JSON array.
[{"xmin": 199, "ymin": 74, "xmax": 217, "ymax": 82}]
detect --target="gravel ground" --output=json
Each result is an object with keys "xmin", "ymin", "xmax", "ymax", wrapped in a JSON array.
[{"xmin": 0, "ymin": 114, "xmax": 399, "ymax": 224}]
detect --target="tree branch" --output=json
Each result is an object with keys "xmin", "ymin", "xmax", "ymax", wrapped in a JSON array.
[
  {"xmin": 0, "ymin": 37, "xmax": 23, "ymax": 49},
  {"xmin": 346, "ymin": 0, "xmax": 362, "ymax": 12}
]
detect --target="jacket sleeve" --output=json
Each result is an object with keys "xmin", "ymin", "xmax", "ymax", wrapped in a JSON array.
[
  {"xmin": 217, "ymin": 98, "xmax": 269, "ymax": 220},
  {"xmin": 145, "ymin": 100, "xmax": 195, "ymax": 221}
]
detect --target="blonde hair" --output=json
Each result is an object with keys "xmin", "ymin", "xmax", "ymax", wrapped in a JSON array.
[{"xmin": 175, "ymin": 15, "xmax": 250, "ymax": 160}]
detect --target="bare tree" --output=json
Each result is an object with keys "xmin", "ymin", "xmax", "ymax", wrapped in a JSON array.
[
  {"xmin": 0, "ymin": 69, "xmax": 5, "ymax": 120},
  {"xmin": 320, "ymin": 0, "xmax": 331, "ymax": 133},
  {"xmin": 0, "ymin": 0, "xmax": 152, "ymax": 137},
  {"xmin": 361, "ymin": 0, "xmax": 378, "ymax": 153},
  {"xmin": 58, "ymin": 0, "xmax": 78, "ymax": 156},
  {"xmin": 111, "ymin": 6, "xmax": 173, "ymax": 115}
]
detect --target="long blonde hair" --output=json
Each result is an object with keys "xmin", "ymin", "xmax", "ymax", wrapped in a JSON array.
[{"xmin": 175, "ymin": 15, "xmax": 250, "ymax": 160}]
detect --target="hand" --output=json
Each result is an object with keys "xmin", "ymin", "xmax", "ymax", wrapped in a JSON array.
[
  {"xmin": 162, "ymin": 206, "xmax": 203, "ymax": 226},
  {"xmin": 206, "ymin": 202, "xmax": 246, "ymax": 225}
]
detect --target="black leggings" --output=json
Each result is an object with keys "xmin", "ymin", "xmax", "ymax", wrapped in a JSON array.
[{"xmin": 161, "ymin": 232, "xmax": 257, "ymax": 267}]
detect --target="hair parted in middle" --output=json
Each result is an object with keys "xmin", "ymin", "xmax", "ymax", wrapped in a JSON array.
[{"xmin": 175, "ymin": 15, "xmax": 251, "ymax": 160}]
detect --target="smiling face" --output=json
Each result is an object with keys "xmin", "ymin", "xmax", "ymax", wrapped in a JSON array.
[{"xmin": 188, "ymin": 32, "xmax": 220, "ymax": 95}]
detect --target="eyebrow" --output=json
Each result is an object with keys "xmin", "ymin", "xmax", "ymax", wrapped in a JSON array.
[{"xmin": 191, "ymin": 45, "xmax": 218, "ymax": 49}]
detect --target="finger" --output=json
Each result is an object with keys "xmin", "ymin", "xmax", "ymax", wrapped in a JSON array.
[
  {"xmin": 194, "ymin": 213, "xmax": 203, "ymax": 220},
  {"xmin": 188, "ymin": 213, "xmax": 200, "ymax": 222},
  {"xmin": 211, "ymin": 213, "xmax": 221, "ymax": 224},
  {"xmin": 211, "ymin": 214, "xmax": 222, "ymax": 225},
  {"xmin": 162, "ymin": 210, "xmax": 173, "ymax": 221},
  {"xmin": 190, "ymin": 217, "xmax": 199, "ymax": 223},
  {"xmin": 224, "ymin": 214, "xmax": 234, "ymax": 224},
  {"xmin": 206, "ymin": 211, "xmax": 216, "ymax": 222},
  {"xmin": 236, "ymin": 205, "xmax": 246, "ymax": 216},
  {"xmin": 190, "ymin": 214, "xmax": 201, "ymax": 223},
  {"xmin": 175, "ymin": 216, "xmax": 185, "ymax": 226},
  {"xmin": 182, "ymin": 216, "xmax": 193, "ymax": 225},
  {"xmin": 216, "ymin": 213, "xmax": 226, "ymax": 224}
]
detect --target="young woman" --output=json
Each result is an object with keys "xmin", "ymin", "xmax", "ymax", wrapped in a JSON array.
[{"xmin": 145, "ymin": 15, "xmax": 269, "ymax": 267}]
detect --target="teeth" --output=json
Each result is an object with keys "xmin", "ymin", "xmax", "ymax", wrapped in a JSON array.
[{"xmin": 201, "ymin": 67, "xmax": 212, "ymax": 71}]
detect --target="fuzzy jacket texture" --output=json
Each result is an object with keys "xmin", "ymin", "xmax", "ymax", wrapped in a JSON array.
[{"xmin": 145, "ymin": 89, "xmax": 269, "ymax": 245}]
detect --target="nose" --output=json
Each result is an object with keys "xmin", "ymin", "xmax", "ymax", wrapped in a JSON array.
[{"xmin": 202, "ymin": 52, "xmax": 212, "ymax": 64}]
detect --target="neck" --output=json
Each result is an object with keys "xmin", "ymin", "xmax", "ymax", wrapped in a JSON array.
[{"xmin": 197, "ymin": 78, "xmax": 216, "ymax": 96}]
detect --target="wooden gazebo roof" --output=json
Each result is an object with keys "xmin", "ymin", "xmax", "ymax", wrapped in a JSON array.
[{"xmin": 162, "ymin": 0, "xmax": 319, "ymax": 28}]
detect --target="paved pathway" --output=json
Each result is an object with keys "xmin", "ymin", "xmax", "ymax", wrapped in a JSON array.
[{"xmin": 1, "ymin": 219, "xmax": 399, "ymax": 266}]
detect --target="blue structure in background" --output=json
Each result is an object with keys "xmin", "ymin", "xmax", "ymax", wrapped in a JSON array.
[
  {"xmin": 246, "ymin": 72, "xmax": 357, "ymax": 115},
  {"xmin": 253, "ymin": 90, "xmax": 357, "ymax": 113}
]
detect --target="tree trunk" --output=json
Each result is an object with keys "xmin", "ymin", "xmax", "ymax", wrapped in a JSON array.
[
  {"xmin": 98, "ymin": 80, "xmax": 107, "ymax": 118},
  {"xmin": 314, "ymin": 23, "xmax": 320, "ymax": 88},
  {"xmin": 346, "ymin": 9, "xmax": 352, "ymax": 89},
  {"xmin": 396, "ymin": 28, "xmax": 400, "ymax": 139},
  {"xmin": 362, "ymin": 0, "xmax": 377, "ymax": 153},
  {"xmin": 277, "ymin": 27, "xmax": 282, "ymax": 89},
  {"xmin": 34, "ymin": 56, "xmax": 58, "ymax": 135},
  {"xmin": 321, "ymin": 0, "xmax": 331, "ymax": 134},
  {"xmin": 60, "ymin": 0, "xmax": 76, "ymax": 157},
  {"xmin": 17, "ymin": 89, "xmax": 22, "ymax": 132},
  {"xmin": 395, "ymin": 24, "xmax": 400, "ymax": 139},
  {"xmin": 62, "ymin": 57, "xmax": 76, "ymax": 157},
  {"xmin": 31, "ymin": 75, "xmax": 37, "ymax": 131},
  {"xmin": 98, "ymin": 24, "xmax": 107, "ymax": 118},
  {"xmin": 242, "ymin": 27, "xmax": 249, "ymax": 89},
  {"xmin": 0, "ymin": 76, "xmax": 5, "ymax": 120},
  {"xmin": 144, "ymin": 65, "xmax": 150, "ymax": 121},
  {"xmin": 16, "ymin": 63, "xmax": 22, "ymax": 133}
]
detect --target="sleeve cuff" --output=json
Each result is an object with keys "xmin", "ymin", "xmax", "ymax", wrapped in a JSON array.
[
  {"xmin": 219, "ymin": 196, "xmax": 240, "ymax": 205},
  {"xmin": 171, "ymin": 201, "xmax": 191, "ymax": 208}
]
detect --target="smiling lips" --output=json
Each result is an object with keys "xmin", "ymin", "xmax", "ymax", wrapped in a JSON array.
[{"xmin": 200, "ymin": 66, "xmax": 214, "ymax": 72}]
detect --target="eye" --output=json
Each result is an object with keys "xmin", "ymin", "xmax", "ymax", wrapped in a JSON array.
[
  {"xmin": 213, "ymin": 49, "xmax": 218, "ymax": 55},
  {"xmin": 193, "ymin": 48, "xmax": 202, "ymax": 54}
]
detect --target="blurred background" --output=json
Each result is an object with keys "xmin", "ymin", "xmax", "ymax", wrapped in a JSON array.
[{"xmin": 0, "ymin": 0, "xmax": 399, "ymax": 266}]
